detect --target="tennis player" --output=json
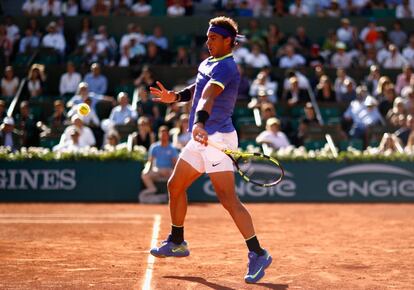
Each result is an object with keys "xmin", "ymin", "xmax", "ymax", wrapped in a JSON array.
[{"xmin": 149, "ymin": 16, "xmax": 272, "ymax": 283}]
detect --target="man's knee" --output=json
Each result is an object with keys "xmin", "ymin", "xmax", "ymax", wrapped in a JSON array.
[
  {"xmin": 220, "ymin": 194, "xmax": 242, "ymax": 213},
  {"xmin": 167, "ymin": 177, "xmax": 186, "ymax": 196}
]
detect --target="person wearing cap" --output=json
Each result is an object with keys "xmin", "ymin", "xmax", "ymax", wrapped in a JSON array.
[
  {"xmin": 53, "ymin": 127, "xmax": 83, "ymax": 152},
  {"xmin": 41, "ymin": 21, "xmax": 65, "ymax": 54},
  {"xmin": 57, "ymin": 114, "xmax": 95, "ymax": 148},
  {"xmin": 343, "ymin": 95, "xmax": 384, "ymax": 140},
  {"xmin": 336, "ymin": 18, "xmax": 356, "ymax": 48},
  {"xmin": 148, "ymin": 16, "xmax": 272, "ymax": 283},
  {"xmin": 256, "ymin": 117, "xmax": 290, "ymax": 150},
  {"xmin": 331, "ymin": 41, "xmax": 352, "ymax": 68},
  {"xmin": 0, "ymin": 116, "xmax": 21, "ymax": 151}
]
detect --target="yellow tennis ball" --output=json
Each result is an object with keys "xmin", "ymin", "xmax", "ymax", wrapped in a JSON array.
[{"xmin": 77, "ymin": 103, "xmax": 90, "ymax": 116}]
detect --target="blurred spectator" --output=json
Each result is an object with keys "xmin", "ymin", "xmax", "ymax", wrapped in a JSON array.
[
  {"xmin": 22, "ymin": 0, "xmax": 42, "ymax": 16},
  {"xmin": 283, "ymin": 69, "xmax": 311, "ymax": 91},
  {"xmin": 383, "ymin": 44, "xmax": 408, "ymax": 69},
  {"xmin": 0, "ymin": 25, "xmax": 13, "ymax": 65},
  {"xmin": 173, "ymin": 46, "xmax": 191, "ymax": 66},
  {"xmin": 249, "ymin": 70, "xmax": 277, "ymax": 103},
  {"xmin": 5, "ymin": 16, "xmax": 20, "ymax": 45},
  {"xmin": 62, "ymin": 0, "xmax": 79, "ymax": 16},
  {"xmin": 402, "ymin": 34, "xmax": 414, "ymax": 67},
  {"xmin": 27, "ymin": 18, "xmax": 42, "ymax": 39},
  {"xmin": 265, "ymin": 24, "xmax": 285, "ymax": 56},
  {"xmin": 334, "ymin": 68, "xmax": 355, "ymax": 98},
  {"xmin": 237, "ymin": 0, "xmax": 253, "ymax": 16},
  {"xmin": 315, "ymin": 75, "xmax": 336, "ymax": 102},
  {"xmin": 274, "ymin": 0, "xmax": 287, "ymax": 17},
  {"xmin": 237, "ymin": 64, "xmax": 251, "ymax": 101},
  {"xmin": 323, "ymin": 0, "xmax": 341, "ymax": 17},
  {"xmin": 337, "ymin": 78, "xmax": 356, "ymax": 104},
  {"xmin": 19, "ymin": 27, "xmax": 40, "ymax": 54},
  {"xmin": 103, "ymin": 130, "xmax": 122, "ymax": 151},
  {"xmin": 259, "ymin": 102, "xmax": 276, "ymax": 123},
  {"xmin": 256, "ymin": 117, "xmax": 290, "ymax": 151},
  {"xmin": 41, "ymin": 0, "xmax": 62, "ymax": 17},
  {"xmin": 142, "ymin": 41, "xmax": 164, "ymax": 64},
  {"xmin": 139, "ymin": 125, "xmax": 178, "ymax": 204},
  {"xmin": 120, "ymin": 23, "xmax": 146, "ymax": 51},
  {"xmin": 365, "ymin": 65, "xmax": 381, "ymax": 95},
  {"xmin": 343, "ymin": 95, "xmax": 384, "ymax": 140},
  {"xmin": 0, "ymin": 101, "xmax": 6, "ymax": 123},
  {"xmin": 395, "ymin": 114, "xmax": 414, "ymax": 146},
  {"xmin": 114, "ymin": 0, "xmax": 131, "ymax": 15},
  {"xmin": 1, "ymin": 66, "xmax": 19, "ymax": 99},
  {"xmin": 386, "ymin": 97, "xmax": 406, "ymax": 127},
  {"xmin": 374, "ymin": 76, "xmax": 391, "ymax": 98},
  {"xmin": 242, "ymin": 19, "xmax": 266, "ymax": 45},
  {"xmin": 253, "ymin": 0, "xmax": 273, "ymax": 17},
  {"xmin": 48, "ymin": 100, "xmax": 66, "ymax": 128},
  {"xmin": 67, "ymin": 97, "xmax": 100, "ymax": 128},
  {"xmin": 307, "ymin": 44, "xmax": 325, "ymax": 67},
  {"xmin": 81, "ymin": 0, "xmax": 97, "ymax": 14},
  {"xmin": 0, "ymin": 117, "xmax": 21, "ymax": 151},
  {"xmin": 289, "ymin": 0, "xmax": 310, "ymax": 16},
  {"xmin": 331, "ymin": 41, "xmax": 352, "ymax": 68},
  {"xmin": 128, "ymin": 116, "xmax": 156, "ymax": 151},
  {"xmin": 83, "ymin": 63, "xmax": 108, "ymax": 94},
  {"xmin": 294, "ymin": 26, "xmax": 312, "ymax": 52},
  {"xmin": 245, "ymin": 43, "xmax": 270, "ymax": 68},
  {"xmin": 285, "ymin": 76, "xmax": 310, "ymax": 106},
  {"xmin": 359, "ymin": 19, "xmax": 381, "ymax": 49},
  {"xmin": 379, "ymin": 83, "xmax": 397, "ymax": 117},
  {"xmin": 395, "ymin": 65, "xmax": 414, "ymax": 95},
  {"xmin": 293, "ymin": 102, "xmax": 320, "ymax": 146},
  {"xmin": 134, "ymin": 67, "xmax": 156, "ymax": 89},
  {"xmin": 57, "ymin": 114, "xmax": 96, "ymax": 149},
  {"xmin": 170, "ymin": 113, "xmax": 190, "ymax": 149},
  {"xmin": 25, "ymin": 64, "xmax": 45, "ymax": 99},
  {"xmin": 42, "ymin": 21, "xmax": 66, "ymax": 55},
  {"xmin": 146, "ymin": 26, "xmax": 168, "ymax": 50},
  {"xmin": 388, "ymin": 20, "xmax": 407, "ymax": 49},
  {"xmin": 377, "ymin": 133, "xmax": 404, "ymax": 153},
  {"xmin": 167, "ymin": 0, "xmax": 185, "ymax": 16},
  {"xmin": 279, "ymin": 44, "xmax": 306, "ymax": 68},
  {"xmin": 233, "ymin": 40, "xmax": 250, "ymax": 64},
  {"xmin": 91, "ymin": 0, "xmax": 110, "ymax": 16},
  {"xmin": 109, "ymin": 92, "xmax": 137, "ymax": 125},
  {"xmin": 53, "ymin": 127, "xmax": 83, "ymax": 152},
  {"xmin": 59, "ymin": 62, "xmax": 81, "ymax": 96},
  {"xmin": 396, "ymin": 0, "xmax": 414, "ymax": 18},
  {"xmin": 67, "ymin": 82, "xmax": 108, "ymax": 111},
  {"xmin": 336, "ymin": 18, "xmax": 357, "ymax": 48},
  {"xmin": 77, "ymin": 17, "xmax": 94, "ymax": 48},
  {"xmin": 132, "ymin": 0, "xmax": 152, "ymax": 16},
  {"xmin": 94, "ymin": 25, "xmax": 118, "ymax": 65},
  {"xmin": 14, "ymin": 101, "xmax": 38, "ymax": 147}
]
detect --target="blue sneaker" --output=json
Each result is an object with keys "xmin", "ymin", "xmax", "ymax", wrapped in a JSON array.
[
  {"xmin": 244, "ymin": 250, "xmax": 272, "ymax": 283},
  {"xmin": 150, "ymin": 234, "xmax": 190, "ymax": 258}
]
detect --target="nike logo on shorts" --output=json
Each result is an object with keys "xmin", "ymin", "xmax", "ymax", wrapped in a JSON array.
[{"xmin": 212, "ymin": 162, "xmax": 221, "ymax": 167}]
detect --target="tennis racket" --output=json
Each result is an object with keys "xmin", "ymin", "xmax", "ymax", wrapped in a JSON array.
[{"xmin": 208, "ymin": 140, "xmax": 284, "ymax": 187}]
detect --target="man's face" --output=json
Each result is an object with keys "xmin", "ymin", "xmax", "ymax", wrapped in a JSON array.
[
  {"xmin": 159, "ymin": 129, "xmax": 169, "ymax": 142},
  {"xmin": 206, "ymin": 31, "xmax": 228, "ymax": 58}
]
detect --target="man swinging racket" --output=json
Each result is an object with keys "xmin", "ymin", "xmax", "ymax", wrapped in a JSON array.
[{"xmin": 149, "ymin": 16, "xmax": 272, "ymax": 283}]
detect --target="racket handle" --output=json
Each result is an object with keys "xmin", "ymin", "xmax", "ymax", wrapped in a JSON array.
[{"xmin": 207, "ymin": 140, "xmax": 226, "ymax": 151}]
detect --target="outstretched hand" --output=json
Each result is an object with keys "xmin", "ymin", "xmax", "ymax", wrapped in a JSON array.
[{"xmin": 149, "ymin": 81, "xmax": 177, "ymax": 103}]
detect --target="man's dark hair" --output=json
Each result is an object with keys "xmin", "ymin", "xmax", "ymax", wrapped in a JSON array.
[{"xmin": 209, "ymin": 16, "xmax": 238, "ymax": 39}]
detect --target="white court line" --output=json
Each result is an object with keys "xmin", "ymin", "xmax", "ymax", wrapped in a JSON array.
[
  {"xmin": 0, "ymin": 213, "xmax": 155, "ymax": 218},
  {"xmin": 142, "ymin": 214, "xmax": 161, "ymax": 290}
]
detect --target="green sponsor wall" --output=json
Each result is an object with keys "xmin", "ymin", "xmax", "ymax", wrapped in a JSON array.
[{"xmin": 1, "ymin": 161, "xmax": 414, "ymax": 202}]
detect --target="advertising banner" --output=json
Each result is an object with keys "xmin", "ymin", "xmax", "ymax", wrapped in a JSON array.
[{"xmin": 0, "ymin": 161, "xmax": 413, "ymax": 202}]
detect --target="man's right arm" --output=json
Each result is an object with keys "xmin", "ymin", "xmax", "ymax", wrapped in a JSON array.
[{"xmin": 150, "ymin": 81, "xmax": 195, "ymax": 103}]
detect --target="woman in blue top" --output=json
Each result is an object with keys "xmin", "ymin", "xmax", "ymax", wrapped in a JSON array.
[{"xmin": 149, "ymin": 16, "xmax": 271, "ymax": 284}]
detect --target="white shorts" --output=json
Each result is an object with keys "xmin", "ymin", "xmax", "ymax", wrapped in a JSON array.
[{"xmin": 180, "ymin": 130, "xmax": 238, "ymax": 174}]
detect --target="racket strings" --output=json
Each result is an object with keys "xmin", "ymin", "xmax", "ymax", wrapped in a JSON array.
[{"xmin": 236, "ymin": 154, "xmax": 283, "ymax": 186}]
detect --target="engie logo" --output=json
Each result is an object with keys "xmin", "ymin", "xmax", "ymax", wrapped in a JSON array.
[
  {"xmin": 0, "ymin": 169, "xmax": 76, "ymax": 190},
  {"xmin": 203, "ymin": 166, "xmax": 296, "ymax": 198},
  {"xmin": 327, "ymin": 164, "xmax": 414, "ymax": 198}
]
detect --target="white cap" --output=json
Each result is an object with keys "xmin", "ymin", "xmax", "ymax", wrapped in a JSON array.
[
  {"xmin": 364, "ymin": 95, "xmax": 378, "ymax": 107},
  {"xmin": 3, "ymin": 116, "xmax": 14, "ymax": 126}
]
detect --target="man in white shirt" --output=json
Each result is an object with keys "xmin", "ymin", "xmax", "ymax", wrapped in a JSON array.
[
  {"xmin": 336, "ymin": 18, "xmax": 356, "ymax": 47},
  {"xmin": 279, "ymin": 45, "xmax": 306, "ymax": 68},
  {"xmin": 81, "ymin": 0, "xmax": 96, "ymax": 13},
  {"xmin": 41, "ymin": 0, "xmax": 62, "ymax": 16},
  {"xmin": 289, "ymin": 0, "xmax": 310, "ymax": 16},
  {"xmin": 120, "ymin": 23, "xmax": 146, "ymax": 51},
  {"xmin": 109, "ymin": 92, "xmax": 137, "ymax": 125},
  {"xmin": 42, "ymin": 21, "xmax": 66, "ymax": 55},
  {"xmin": 167, "ymin": 0, "xmax": 186, "ymax": 17},
  {"xmin": 331, "ymin": 41, "xmax": 352, "ymax": 68},
  {"xmin": 132, "ymin": 0, "xmax": 152, "ymax": 16},
  {"xmin": 383, "ymin": 44, "xmax": 408, "ymax": 69},
  {"xmin": 245, "ymin": 43, "xmax": 270, "ymax": 69},
  {"xmin": 53, "ymin": 127, "xmax": 84, "ymax": 152},
  {"xmin": 22, "ymin": 0, "xmax": 42, "ymax": 15},
  {"xmin": 5, "ymin": 16, "xmax": 20, "ymax": 45},
  {"xmin": 58, "ymin": 114, "xmax": 96, "ymax": 148},
  {"xmin": 59, "ymin": 62, "xmax": 81, "ymax": 95},
  {"xmin": 256, "ymin": 117, "xmax": 290, "ymax": 151}
]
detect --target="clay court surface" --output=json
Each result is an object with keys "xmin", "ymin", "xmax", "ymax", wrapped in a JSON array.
[{"xmin": 0, "ymin": 203, "xmax": 413, "ymax": 290}]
